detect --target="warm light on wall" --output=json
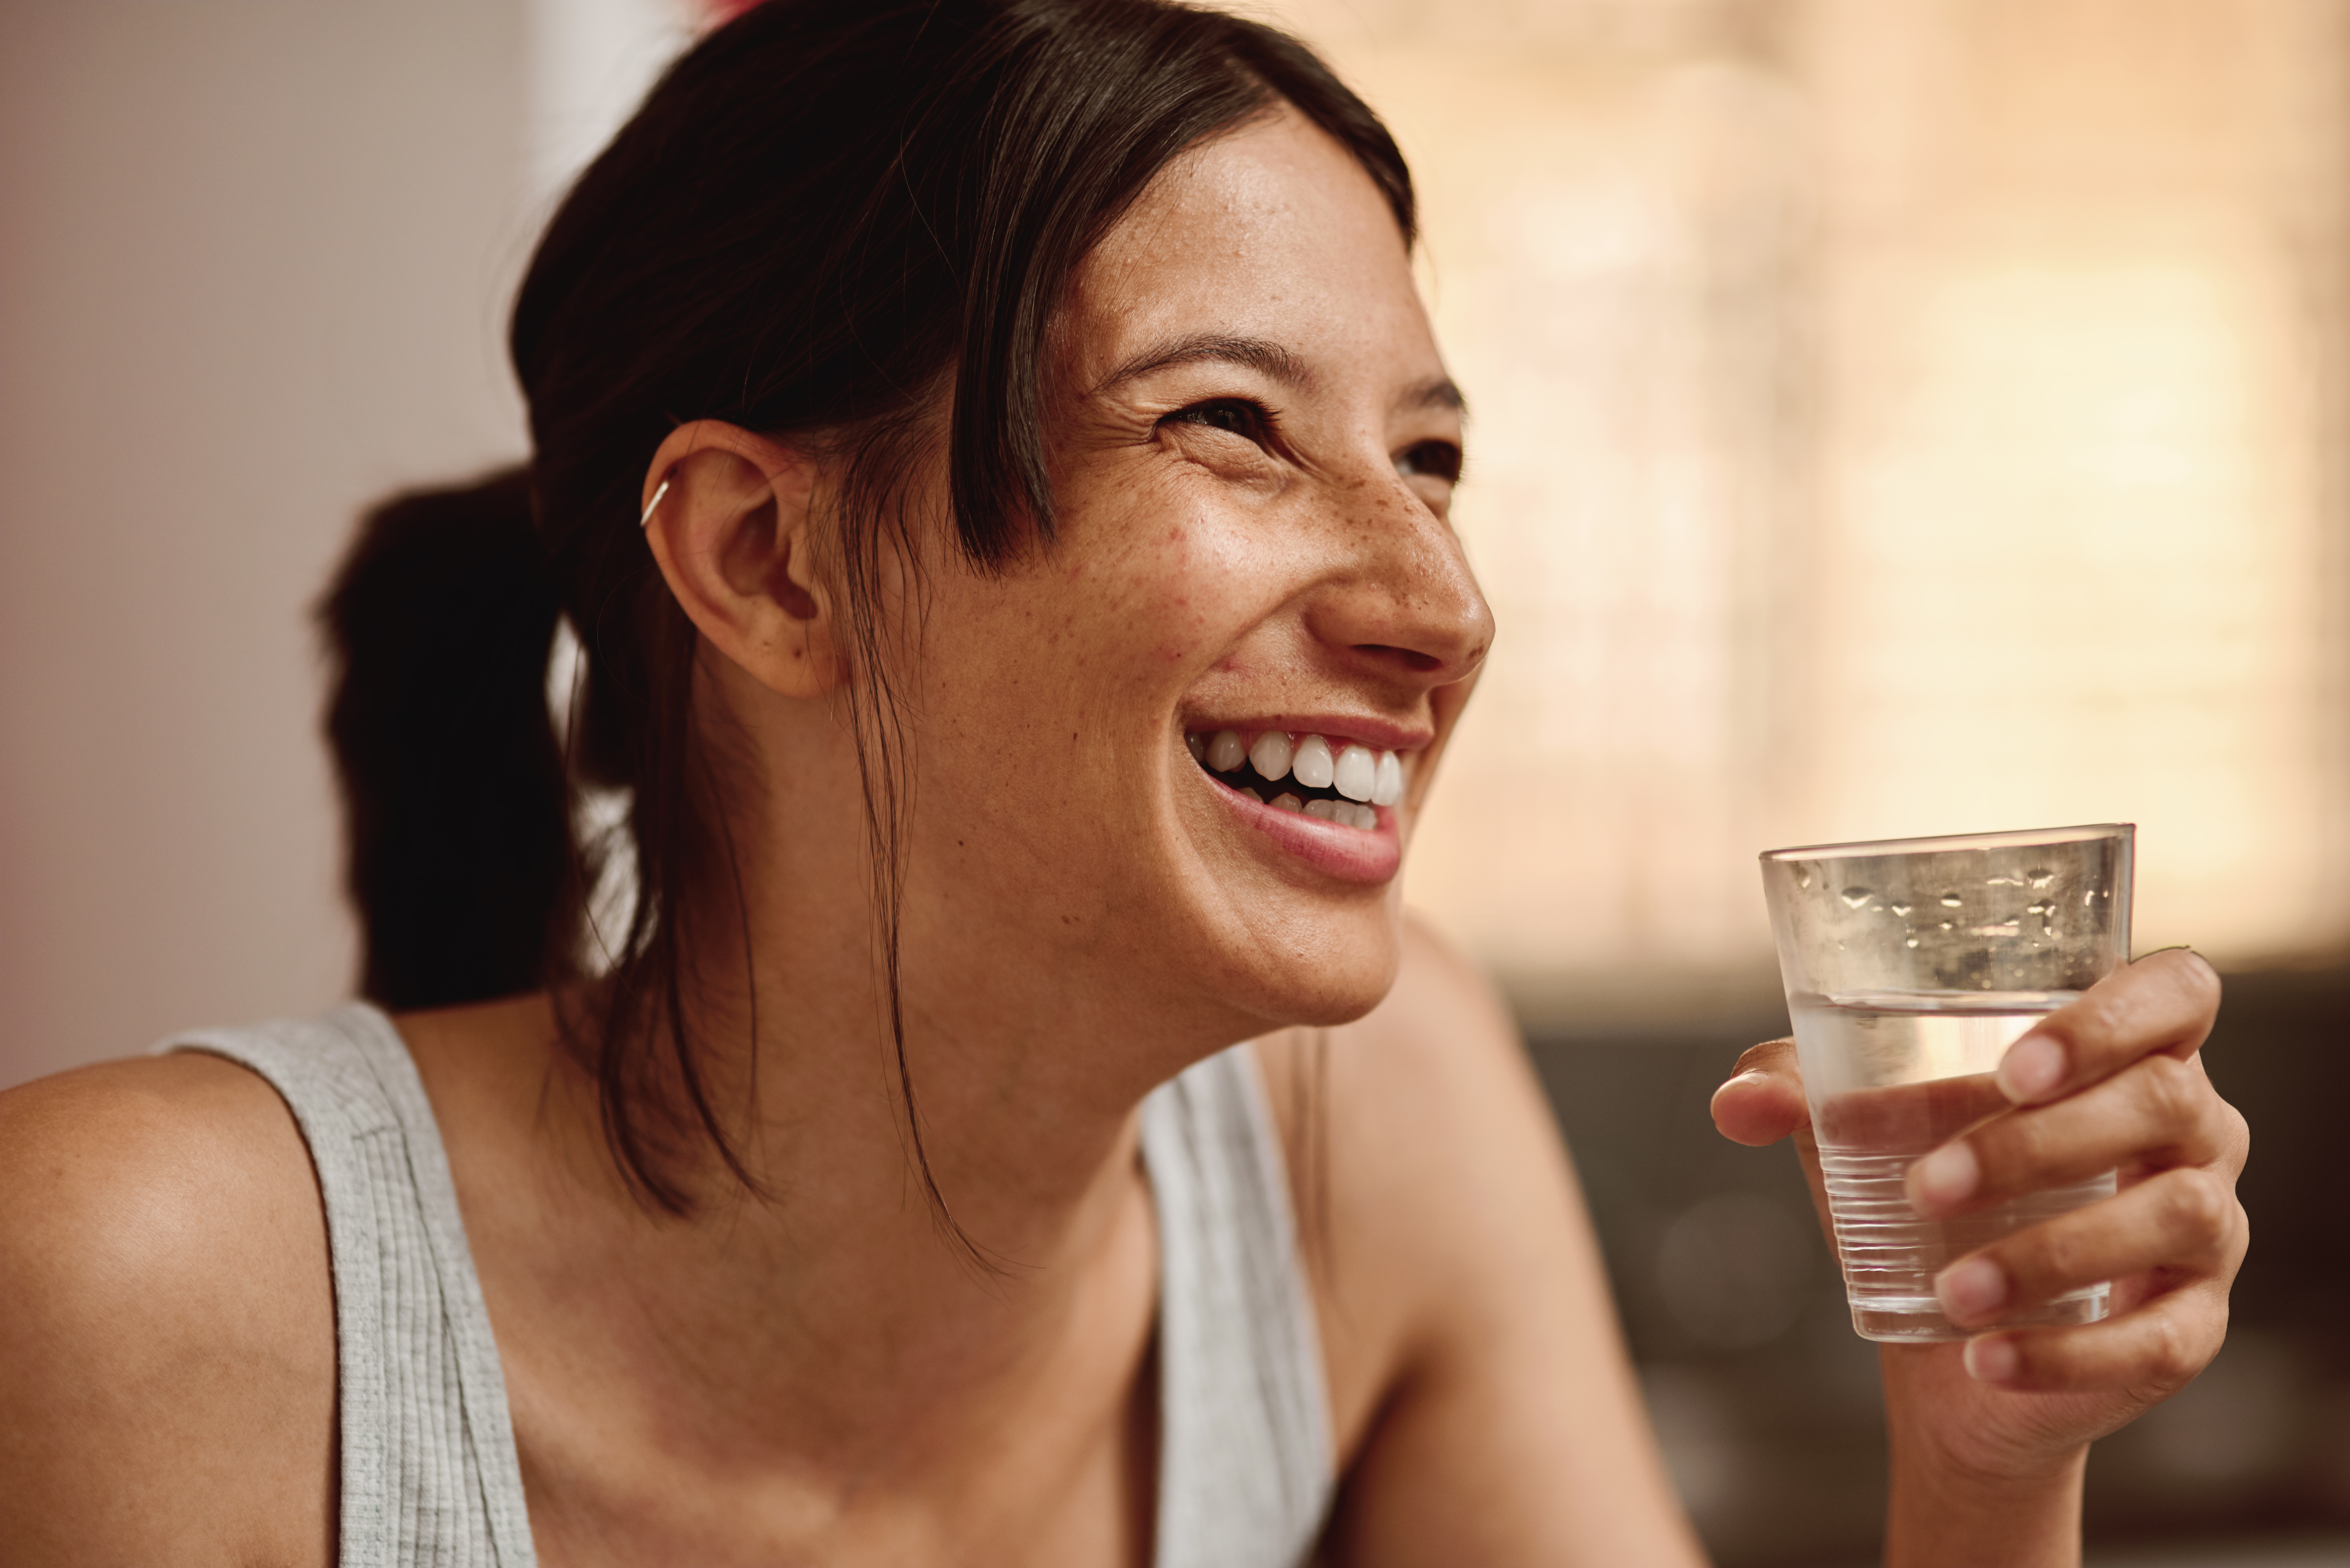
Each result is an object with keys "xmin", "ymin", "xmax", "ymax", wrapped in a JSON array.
[{"xmin": 1260, "ymin": 0, "xmax": 2350, "ymax": 1017}]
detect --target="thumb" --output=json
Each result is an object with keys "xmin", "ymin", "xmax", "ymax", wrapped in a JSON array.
[{"xmin": 1712, "ymin": 1037, "xmax": 1810, "ymax": 1147}]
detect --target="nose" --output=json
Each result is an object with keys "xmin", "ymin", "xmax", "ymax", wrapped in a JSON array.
[{"xmin": 1303, "ymin": 474, "xmax": 1495, "ymax": 693}]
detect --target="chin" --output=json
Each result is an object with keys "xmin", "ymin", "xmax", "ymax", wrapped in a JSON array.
[{"xmin": 1227, "ymin": 904, "xmax": 1405, "ymax": 1031}]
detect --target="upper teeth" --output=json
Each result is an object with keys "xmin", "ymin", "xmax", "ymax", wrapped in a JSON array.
[{"xmin": 1197, "ymin": 729, "xmax": 1408, "ymax": 808}]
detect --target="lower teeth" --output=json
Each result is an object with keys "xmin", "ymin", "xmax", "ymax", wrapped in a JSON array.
[{"xmin": 1260, "ymin": 792, "xmax": 1375, "ymax": 830}]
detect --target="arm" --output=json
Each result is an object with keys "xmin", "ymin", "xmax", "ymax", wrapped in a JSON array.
[
  {"xmin": 1713, "ymin": 950, "xmax": 2248, "ymax": 1568},
  {"xmin": 1265, "ymin": 916, "xmax": 1707, "ymax": 1567},
  {"xmin": 0, "ymin": 1054, "xmax": 336, "ymax": 1566}
]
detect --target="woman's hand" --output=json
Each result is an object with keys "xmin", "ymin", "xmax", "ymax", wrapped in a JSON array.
[{"xmin": 1712, "ymin": 949, "xmax": 2248, "ymax": 1496}]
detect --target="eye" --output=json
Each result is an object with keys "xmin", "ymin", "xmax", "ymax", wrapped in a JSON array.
[
  {"xmin": 1395, "ymin": 439, "xmax": 1462, "ymax": 485},
  {"xmin": 1163, "ymin": 397, "xmax": 1271, "ymax": 441}
]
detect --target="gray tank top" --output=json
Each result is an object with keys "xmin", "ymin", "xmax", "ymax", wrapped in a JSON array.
[{"xmin": 163, "ymin": 1004, "xmax": 1332, "ymax": 1567}]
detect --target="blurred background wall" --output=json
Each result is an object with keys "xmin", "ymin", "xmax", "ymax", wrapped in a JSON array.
[
  {"xmin": 4, "ymin": 1, "xmax": 2347, "ymax": 1562},
  {"xmin": 0, "ymin": 0, "xmax": 533, "ymax": 1081}
]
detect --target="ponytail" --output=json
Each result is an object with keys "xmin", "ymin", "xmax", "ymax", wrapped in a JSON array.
[{"xmin": 319, "ymin": 468, "xmax": 575, "ymax": 1010}]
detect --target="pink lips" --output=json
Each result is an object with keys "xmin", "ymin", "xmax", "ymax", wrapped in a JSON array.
[{"xmin": 1204, "ymin": 771, "xmax": 1401, "ymax": 884}]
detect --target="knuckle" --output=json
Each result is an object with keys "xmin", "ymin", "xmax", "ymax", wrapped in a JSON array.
[
  {"xmin": 1981, "ymin": 1112, "xmax": 2049, "ymax": 1188},
  {"xmin": 2144, "ymin": 1310, "xmax": 2201, "ymax": 1389},
  {"xmin": 2223, "ymin": 1102, "xmax": 2252, "ymax": 1164},
  {"xmin": 2024, "ymin": 1220, "xmax": 2089, "ymax": 1292},
  {"xmin": 2137, "ymin": 1054, "xmax": 2201, "ymax": 1125},
  {"xmin": 2161, "ymin": 1169, "xmax": 2231, "ymax": 1249}
]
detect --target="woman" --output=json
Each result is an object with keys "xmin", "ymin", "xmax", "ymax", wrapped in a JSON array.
[{"xmin": 0, "ymin": 2, "xmax": 2246, "ymax": 1564}]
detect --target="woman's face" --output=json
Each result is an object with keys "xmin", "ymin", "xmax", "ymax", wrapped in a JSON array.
[{"xmin": 903, "ymin": 107, "xmax": 1491, "ymax": 1047}]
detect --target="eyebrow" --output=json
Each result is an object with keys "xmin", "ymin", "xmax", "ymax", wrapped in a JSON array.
[
  {"xmin": 1095, "ymin": 332, "xmax": 1315, "ymax": 396},
  {"xmin": 1091, "ymin": 331, "xmax": 1468, "ymax": 420},
  {"xmin": 1400, "ymin": 375, "xmax": 1468, "ymax": 418}
]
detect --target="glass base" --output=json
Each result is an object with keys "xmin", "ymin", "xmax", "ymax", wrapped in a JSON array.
[{"xmin": 1850, "ymin": 1283, "xmax": 2109, "ymax": 1345}]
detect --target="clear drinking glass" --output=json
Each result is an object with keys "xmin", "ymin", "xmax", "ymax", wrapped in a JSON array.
[{"xmin": 1759, "ymin": 824, "xmax": 2134, "ymax": 1343}]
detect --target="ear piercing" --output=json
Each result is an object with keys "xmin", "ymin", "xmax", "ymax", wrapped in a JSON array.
[{"xmin": 639, "ymin": 475, "xmax": 672, "ymax": 529}]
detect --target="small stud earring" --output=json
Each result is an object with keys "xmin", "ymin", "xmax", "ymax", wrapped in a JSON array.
[{"xmin": 638, "ymin": 475, "xmax": 672, "ymax": 529}]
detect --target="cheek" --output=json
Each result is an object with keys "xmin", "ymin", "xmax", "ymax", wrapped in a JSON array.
[{"xmin": 1082, "ymin": 497, "xmax": 1296, "ymax": 679}]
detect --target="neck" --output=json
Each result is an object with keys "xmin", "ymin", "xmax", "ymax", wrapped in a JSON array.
[
  {"xmin": 432, "ymin": 667, "xmax": 1266, "ymax": 1479},
  {"xmin": 429, "ymin": 870, "xmax": 1216, "ymax": 1486}
]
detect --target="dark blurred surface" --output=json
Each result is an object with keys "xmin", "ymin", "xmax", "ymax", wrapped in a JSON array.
[{"xmin": 1527, "ymin": 963, "xmax": 2350, "ymax": 1566}]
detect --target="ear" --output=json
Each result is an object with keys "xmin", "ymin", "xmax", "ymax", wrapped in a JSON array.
[{"xmin": 639, "ymin": 421, "xmax": 845, "ymax": 698}]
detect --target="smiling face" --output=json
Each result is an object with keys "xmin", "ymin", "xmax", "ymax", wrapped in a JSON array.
[{"xmin": 894, "ymin": 106, "xmax": 1493, "ymax": 1049}]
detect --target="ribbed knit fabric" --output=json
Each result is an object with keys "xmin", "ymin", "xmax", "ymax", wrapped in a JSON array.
[{"xmin": 163, "ymin": 1005, "xmax": 1333, "ymax": 1567}]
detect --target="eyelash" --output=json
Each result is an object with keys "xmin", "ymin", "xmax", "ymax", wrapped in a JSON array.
[
  {"xmin": 1160, "ymin": 400, "xmax": 1464, "ymax": 488},
  {"xmin": 1396, "ymin": 439, "xmax": 1462, "ymax": 486},
  {"xmin": 1163, "ymin": 397, "xmax": 1272, "ymax": 441}
]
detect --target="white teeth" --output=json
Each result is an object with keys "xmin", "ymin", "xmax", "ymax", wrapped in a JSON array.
[
  {"xmin": 1291, "ymin": 734, "xmax": 1335, "ymax": 790},
  {"xmin": 1199, "ymin": 728, "xmax": 1400, "ymax": 826}
]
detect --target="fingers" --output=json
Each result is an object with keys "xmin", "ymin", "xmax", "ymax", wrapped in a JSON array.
[
  {"xmin": 1958, "ymin": 1278, "xmax": 2230, "ymax": 1395},
  {"xmin": 1995, "ymin": 947, "xmax": 2220, "ymax": 1107},
  {"xmin": 1711, "ymin": 1038, "xmax": 1809, "ymax": 1147},
  {"xmin": 1907, "ymin": 1051, "xmax": 2245, "ymax": 1216},
  {"xmin": 1931, "ymin": 1165, "xmax": 2244, "ymax": 1330}
]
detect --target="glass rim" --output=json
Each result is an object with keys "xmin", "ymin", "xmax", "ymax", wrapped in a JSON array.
[{"xmin": 1759, "ymin": 822, "xmax": 2134, "ymax": 863}]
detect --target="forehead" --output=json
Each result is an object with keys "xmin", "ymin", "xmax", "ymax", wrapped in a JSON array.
[{"xmin": 1061, "ymin": 109, "xmax": 1437, "ymax": 389}]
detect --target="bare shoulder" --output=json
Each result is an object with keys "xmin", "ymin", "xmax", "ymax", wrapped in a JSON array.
[{"xmin": 0, "ymin": 1054, "xmax": 334, "ymax": 1565}]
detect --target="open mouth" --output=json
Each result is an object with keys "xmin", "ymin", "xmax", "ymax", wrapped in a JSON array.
[{"xmin": 1183, "ymin": 728, "xmax": 1405, "ymax": 832}]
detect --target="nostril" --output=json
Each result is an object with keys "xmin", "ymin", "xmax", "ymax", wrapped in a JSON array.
[{"xmin": 1358, "ymin": 643, "xmax": 1443, "ymax": 674}]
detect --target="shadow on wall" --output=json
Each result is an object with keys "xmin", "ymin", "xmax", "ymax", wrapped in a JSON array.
[{"xmin": 1526, "ymin": 963, "xmax": 2350, "ymax": 1567}]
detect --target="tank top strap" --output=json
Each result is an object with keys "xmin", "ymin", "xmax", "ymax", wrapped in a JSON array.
[
  {"xmin": 1139, "ymin": 1043, "xmax": 1336, "ymax": 1568},
  {"xmin": 160, "ymin": 1004, "xmax": 536, "ymax": 1568}
]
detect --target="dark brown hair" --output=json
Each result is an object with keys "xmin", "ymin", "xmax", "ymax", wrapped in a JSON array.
[{"xmin": 320, "ymin": 0, "xmax": 1414, "ymax": 1217}]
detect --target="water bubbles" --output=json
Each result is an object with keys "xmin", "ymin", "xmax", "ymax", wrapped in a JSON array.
[
  {"xmin": 2026, "ymin": 901, "xmax": 2052, "ymax": 916},
  {"xmin": 1938, "ymin": 920, "xmax": 1954, "ymax": 932},
  {"xmin": 1939, "ymin": 891, "xmax": 1964, "ymax": 908},
  {"xmin": 1890, "ymin": 901, "xmax": 1913, "ymax": 917},
  {"xmin": 1968, "ymin": 919, "xmax": 2022, "ymax": 938},
  {"xmin": 2027, "ymin": 868, "xmax": 2056, "ymax": 890},
  {"xmin": 1987, "ymin": 874, "xmax": 2025, "ymax": 888},
  {"xmin": 1795, "ymin": 868, "xmax": 1813, "ymax": 890},
  {"xmin": 1904, "ymin": 936, "xmax": 1920, "ymax": 949},
  {"xmin": 1840, "ymin": 886, "xmax": 1872, "ymax": 909}
]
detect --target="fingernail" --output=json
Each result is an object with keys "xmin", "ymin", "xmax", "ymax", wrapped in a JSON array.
[
  {"xmin": 1711, "ymin": 1071, "xmax": 1769, "ymax": 1103},
  {"xmin": 1998, "ymin": 1032, "xmax": 2066, "ymax": 1103},
  {"xmin": 1937, "ymin": 1256, "xmax": 2008, "ymax": 1322},
  {"xmin": 1964, "ymin": 1335, "xmax": 2019, "ymax": 1384},
  {"xmin": 1909, "ymin": 1141, "xmax": 1979, "ymax": 1210}
]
